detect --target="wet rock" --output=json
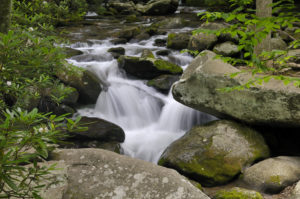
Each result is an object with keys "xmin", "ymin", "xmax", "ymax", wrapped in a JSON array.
[
  {"xmin": 137, "ymin": 0, "xmax": 179, "ymax": 15},
  {"xmin": 70, "ymin": 116, "xmax": 125, "ymax": 143},
  {"xmin": 56, "ymin": 64, "xmax": 102, "ymax": 104},
  {"xmin": 172, "ymin": 50, "xmax": 300, "ymax": 127},
  {"xmin": 134, "ymin": 32, "xmax": 151, "ymax": 41},
  {"xmin": 213, "ymin": 41, "xmax": 239, "ymax": 57},
  {"xmin": 188, "ymin": 33, "xmax": 218, "ymax": 52},
  {"xmin": 154, "ymin": 38, "xmax": 167, "ymax": 47},
  {"xmin": 47, "ymin": 148, "xmax": 210, "ymax": 199},
  {"xmin": 64, "ymin": 47, "xmax": 83, "ymax": 58},
  {"xmin": 271, "ymin": 37, "xmax": 288, "ymax": 50},
  {"xmin": 118, "ymin": 55, "xmax": 182, "ymax": 79},
  {"xmin": 156, "ymin": 49, "xmax": 170, "ymax": 56},
  {"xmin": 156, "ymin": 17, "xmax": 188, "ymax": 29},
  {"xmin": 213, "ymin": 187, "xmax": 263, "ymax": 199},
  {"xmin": 167, "ymin": 32, "xmax": 191, "ymax": 50},
  {"xmin": 141, "ymin": 49, "xmax": 155, "ymax": 58},
  {"xmin": 242, "ymin": 156, "xmax": 300, "ymax": 194},
  {"xmin": 107, "ymin": 1, "xmax": 137, "ymax": 15},
  {"xmin": 108, "ymin": 47, "xmax": 125, "ymax": 58},
  {"xmin": 158, "ymin": 120, "xmax": 269, "ymax": 186},
  {"xmin": 117, "ymin": 26, "xmax": 141, "ymax": 41},
  {"xmin": 147, "ymin": 74, "xmax": 180, "ymax": 93},
  {"xmin": 110, "ymin": 38, "xmax": 127, "ymax": 45}
]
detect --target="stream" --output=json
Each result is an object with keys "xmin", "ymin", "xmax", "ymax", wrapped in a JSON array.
[{"xmin": 66, "ymin": 9, "xmax": 216, "ymax": 163}]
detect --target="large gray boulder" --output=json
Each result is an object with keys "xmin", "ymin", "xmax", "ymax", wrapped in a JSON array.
[
  {"xmin": 158, "ymin": 120, "xmax": 269, "ymax": 186},
  {"xmin": 188, "ymin": 33, "xmax": 218, "ymax": 52},
  {"xmin": 118, "ymin": 55, "xmax": 183, "ymax": 79},
  {"xmin": 242, "ymin": 156, "xmax": 300, "ymax": 194},
  {"xmin": 44, "ymin": 148, "xmax": 210, "ymax": 199},
  {"xmin": 167, "ymin": 32, "xmax": 191, "ymax": 50},
  {"xmin": 213, "ymin": 41, "xmax": 239, "ymax": 57},
  {"xmin": 172, "ymin": 50, "xmax": 300, "ymax": 127}
]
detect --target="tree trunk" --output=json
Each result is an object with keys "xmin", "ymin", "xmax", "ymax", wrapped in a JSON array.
[
  {"xmin": 0, "ymin": 0, "xmax": 12, "ymax": 33},
  {"xmin": 254, "ymin": 0, "xmax": 272, "ymax": 56}
]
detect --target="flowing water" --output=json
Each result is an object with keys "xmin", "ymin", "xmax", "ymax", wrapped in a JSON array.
[{"xmin": 66, "ymin": 17, "xmax": 216, "ymax": 163}]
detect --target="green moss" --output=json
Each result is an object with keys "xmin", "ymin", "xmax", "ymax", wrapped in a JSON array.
[
  {"xmin": 153, "ymin": 59, "xmax": 182, "ymax": 74},
  {"xmin": 267, "ymin": 175, "xmax": 281, "ymax": 185},
  {"xmin": 214, "ymin": 188, "xmax": 263, "ymax": 199},
  {"xmin": 167, "ymin": 33, "xmax": 176, "ymax": 47}
]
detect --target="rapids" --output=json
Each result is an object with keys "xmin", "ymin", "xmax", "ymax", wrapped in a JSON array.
[{"xmin": 67, "ymin": 22, "xmax": 215, "ymax": 163}]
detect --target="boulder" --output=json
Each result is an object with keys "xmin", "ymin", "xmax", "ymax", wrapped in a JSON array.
[
  {"xmin": 291, "ymin": 181, "xmax": 300, "ymax": 199},
  {"xmin": 118, "ymin": 55, "xmax": 182, "ymax": 79},
  {"xmin": 156, "ymin": 49, "xmax": 170, "ymax": 56},
  {"xmin": 213, "ymin": 41, "xmax": 239, "ymax": 57},
  {"xmin": 107, "ymin": 1, "xmax": 137, "ymax": 15},
  {"xmin": 158, "ymin": 120, "xmax": 270, "ymax": 186},
  {"xmin": 154, "ymin": 38, "xmax": 167, "ymax": 47},
  {"xmin": 242, "ymin": 156, "xmax": 300, "ymax": 193},
  {"xmin": 271, "ymin": 37, "xmax": 288, "ymax": 50},
  {"xmin": 56, "ymin": 64, "xmax": 102, "ymax": 104},
  {"xmin": 69, "ymin": 116, "xmax": 125, "ymax": 143},
  {"xmin": 147, "ymin": 74, "xmax": 180, "ymax": 93},
  {"xmin": 45, "ymin": 148, "xmax": 210, "ymax": 199},
  {"xmin": 155, "ymin": 17, "xmax": 188, "ymax": 29},
  {"xmin": 117, "ymin": 26, "xmax": 141, "ymax": 41},
  {"xmin": 137, "ymin": 0, "xmax": 179, "ymax": 15},
  {"xmin": 167, "ymin": 32, "xmax": 191, "ymax": 50},
  {"xmin": 172, "ymin": 50, "xmax": 300, "ymax": 127},
  {"xmin": 108, "ymin": 47, "xmax": 125, "ymax": 59},
  {"xmin": 213, "ymin": 187, "xmax": 263, "ymax": 199},
  {"xmin": 188, "ymin": 33, "xmax": 218, "ymax": 52},
  {"xmin": 110, "ymin": 38, "xmax": 127, "ymax": 45}
]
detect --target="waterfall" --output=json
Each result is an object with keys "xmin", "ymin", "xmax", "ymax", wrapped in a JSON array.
[{"xmin": 69, "ymin": 34, "xmax": 216, "ymax": 163}]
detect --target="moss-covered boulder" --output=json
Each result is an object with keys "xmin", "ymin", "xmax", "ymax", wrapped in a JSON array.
[
  {"xmin": 107, "ymin": 1, "xmax": 137, "ymax": 15},
  {"xmin": 56, "ymin": 64, "xmax": 102, "ymax": 104},
  {"xmin": 213, "ymin": 187, "xmax": 263, "ymax": 199},
  {"xmin": 158, "ymin": 120, "xmax": 270, "ymax": 186},
  {"xmin": 117, "ymin": 26, "xmax": 141, "ymax": 41},
  {"xmin": 118, "ymin": 55, "xmax": 182, "ymax": 79},
  {"xmin": 242, "ymin": 156, "xmax": 300, "ymax": 194},
  {"xmin": 213, "ymin": 41, "xmax": 239, "ymax": 57},
  {"xmin": 188, "ymin": 33, "xmax": 218, "ymax": 52},
  {"xmin": 167, "ymin": 32, "xmax": 191, "ymax": 50},
  {"xmin": 147, "ymin": 74, "xmax": 180, "ymax": 93}
]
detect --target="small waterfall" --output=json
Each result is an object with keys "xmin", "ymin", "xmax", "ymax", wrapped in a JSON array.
[{"xmin": 70, "ymin": 31, "xmax": 216, "ymax": 163}]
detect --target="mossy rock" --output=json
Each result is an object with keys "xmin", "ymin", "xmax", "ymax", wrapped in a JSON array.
[
  {"xmin": 213, "ymin": 187, "xmax": 263, "ymax": 199},
  {"xmin": 141, "ymin": 49, "xmax": 155, "ymax": 59},
  {"xmin": 147, "ymin": 74, "xmax": 180, "ymax": 93},
  {"xmin": 56, "ymin": 63, "xmax": 102, "ymax": 104},
  {"xmin": 118, "ymin": 55, "xmax": 182, "ymax": 79},
  {"xmin": 117, "ymin": 26, "xmax": 141, "ymax": 41},
  {"xmin": 63, "ymin": 47, "xmax": 83, "ymax": 58},
  {"xmin": 158, "ymin": 120, "xmax": 270, "ymax": 186},
  {"xmin": 167, "ymin": 32, "xmax": 191, "ymax": 50}
]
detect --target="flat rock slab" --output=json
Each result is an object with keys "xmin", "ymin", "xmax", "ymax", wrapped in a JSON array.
[
  {"xmin": 172, "ymin": 50, "xmax": 300, "ymax": 127},
  {"xmin": 47, "ymin": 148, "xmax": 210, "ymax": 199}
]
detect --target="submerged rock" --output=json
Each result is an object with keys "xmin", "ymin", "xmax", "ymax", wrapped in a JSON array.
[
  {"xmin": 242, "ymin": 156, "xmax": 300, "ymax": 194},
  {"xmin": 213, "ymin": 187, "xmax": 263, "ymax": 199},
  {"xmin": 147, "ymin": 74, "xmax": 180, "ymax": 93},
  {"xmin": 56, "ymin": 64, "xmax": 102, "ymax": 104},
  {"xmin": 158, "ymin": 120, "xmax": 269, "ymax": 186},
  {"xmin": 172, "ymin": 50, "xmax": 300, "ymax": 127},
  {"xmin": 118, "ymin": 55, "xmax": 182, "ymax": 79},
  {"xmin": 46, "ymin": 148, "xmax": 210, "ymax": 199}
]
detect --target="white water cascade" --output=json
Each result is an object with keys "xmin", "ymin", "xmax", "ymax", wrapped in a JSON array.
[{"xmin": 68, "ymin": 34, "xmax": 216, "ymax": 163}]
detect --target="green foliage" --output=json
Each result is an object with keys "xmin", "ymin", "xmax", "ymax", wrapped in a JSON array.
[
  {"xmin": 0, "ymin": 108, "xmax": 86, "ymax": 198},
  {"xmin": 12, "ymin": 0, "xmax": 88, "ymax": 29},
  {"xmin": 196, "ymin": 0, "xmax": 300, "ymax": 90}
]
